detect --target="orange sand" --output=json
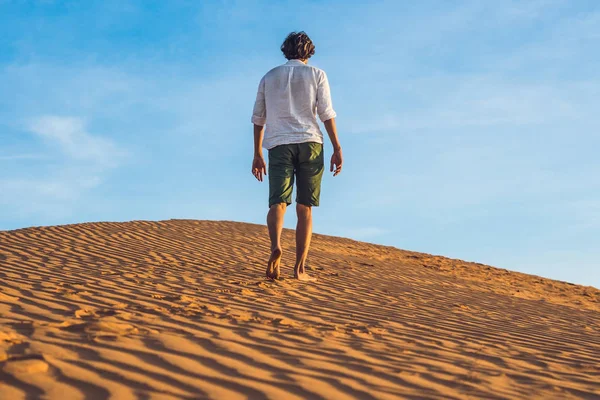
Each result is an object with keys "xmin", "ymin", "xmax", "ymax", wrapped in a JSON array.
[{"xmin": 0, "ymin": 220, "xmax": 599, "ymax": 399}]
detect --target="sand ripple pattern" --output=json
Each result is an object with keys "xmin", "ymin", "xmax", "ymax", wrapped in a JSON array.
[{"xmin": 0, "ymin": 220, "xmax": 599, "ymax": 399}]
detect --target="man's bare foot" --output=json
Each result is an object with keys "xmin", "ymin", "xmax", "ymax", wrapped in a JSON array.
[
  {"xmin": 294, "ymin": 266, "xmax": 317, "ymax": 282},
  {"xmin": 266, "ymin": 248, "xmax": 282, "ymax": 279},
  {"xmin": 294, "ymin": 272, "xmax": 317, "ymax": 282}
]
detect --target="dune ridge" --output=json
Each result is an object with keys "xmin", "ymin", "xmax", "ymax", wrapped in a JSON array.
[{"xmin": 0, "ymin": 219, "xmax": 599, "ymax": 399}]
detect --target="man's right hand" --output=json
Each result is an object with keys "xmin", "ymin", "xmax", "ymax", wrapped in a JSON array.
[
  {"xmin": 252, "ymin": 155, "xmax": 267, "ymax": 182},
  {"xmin": 330, "ymin": 148, "xmax": 343, "ymax": 177}
]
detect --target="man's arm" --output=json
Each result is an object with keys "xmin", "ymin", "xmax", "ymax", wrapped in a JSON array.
[
  {"xmin": 324, "ymin": 118, "xmax": 343, "ymax": 176},
  {"xmin": 252, "ymin": 124, "xmax": 267, "ymax": 182},
  {"xmin": 251, "ymin": 77, "xmax": 267, "ymax": 182},
  {"xmin": 317, "ymin": 71, "xmax": 342, "ymax": 176}
]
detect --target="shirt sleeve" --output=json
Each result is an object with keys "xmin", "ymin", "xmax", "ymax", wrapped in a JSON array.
[
  {"xmin": 251, "ymin": 77, "xmax": 267, "ymax": 126},
  {"xmin": 316, "ymin": 71, "xmax": 337, "ymax": 122}
]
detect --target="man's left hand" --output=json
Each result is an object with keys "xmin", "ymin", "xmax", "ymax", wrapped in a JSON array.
[{"xmin": 252, "ymin": 155, "xmax": 267, "ymax": 182}]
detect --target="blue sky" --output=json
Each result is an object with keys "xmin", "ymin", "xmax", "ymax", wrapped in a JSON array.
[{"xmin": 1, "ymin": 0, "xmax": 599, "ymax": 288}]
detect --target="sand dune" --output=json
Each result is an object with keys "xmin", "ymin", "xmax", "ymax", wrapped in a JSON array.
[{"xmin": 0, "ymin": 219, "xmax": 598, "ymax": 399}]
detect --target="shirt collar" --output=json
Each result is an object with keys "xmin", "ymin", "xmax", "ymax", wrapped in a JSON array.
[{"xmin": 285, "ymin": 59, "xmax": 306, "ymax": 65}]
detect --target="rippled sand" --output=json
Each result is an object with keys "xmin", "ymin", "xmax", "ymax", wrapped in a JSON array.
[{"xmin": 0, "ymin": 220, "xmax": 599, "ymax": 399}]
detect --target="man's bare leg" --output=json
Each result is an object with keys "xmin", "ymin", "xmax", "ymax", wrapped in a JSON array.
[
  {"xmin": 294, "ymin": 203, "xmax": 317, "ymax": 281},
  {"xmin": 266, "ymin": 203, "xmax": 286, "ymax": 279}
]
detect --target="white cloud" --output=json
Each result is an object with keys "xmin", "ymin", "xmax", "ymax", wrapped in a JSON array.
[
  {"xmin": 28, "ymin": 116, "xmax": 125, "ymax": 167},
  {"xmin": 500, "ymin": 0, "xmax": 565, "ymax": 20},
  {"xmin": 0, "ymin": 116, "xmax": 126, "ymax": 224},
  {"xmin": 0, "ymin": 176, "xmax": 90, "ymax": 224},
  {"xmin": 0, "ymin": 154, "xmax": 47, "ymax": 161},
  {"xmin": 346, "ymin": 77, "xmax": 596, "ymax": 134},
  {"xmin": 0, "ymin": 178, "xmax": 78, "ymax": 203}
]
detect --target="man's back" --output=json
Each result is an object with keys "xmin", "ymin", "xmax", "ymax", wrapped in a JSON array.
[
  {"xmin": 252, "ymin": 60, "xmax": 336, "ymax": 150},
  {"xmin": 251, "ymin": 31, "xmax": 342, "ymax": 281}
]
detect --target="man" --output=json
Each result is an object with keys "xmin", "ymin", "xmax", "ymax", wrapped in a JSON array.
[{"xmin": 251, "ymin": 31, "xmax": 343, "ymax": 282}]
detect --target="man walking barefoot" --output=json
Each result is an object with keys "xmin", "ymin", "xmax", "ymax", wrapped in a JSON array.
[{"xmin": 251, "ymin": 31, "xmax": 343, "ymax": 281}]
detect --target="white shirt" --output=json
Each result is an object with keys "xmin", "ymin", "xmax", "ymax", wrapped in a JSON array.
[{"xmin": 251, "ymin": 59, "xmax": 337, "ymax": 150}]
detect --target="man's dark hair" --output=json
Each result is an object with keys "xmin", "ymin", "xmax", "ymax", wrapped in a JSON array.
[{"xmin": 281, "ymin": 31, "xmax": 315, "ymax": 60}]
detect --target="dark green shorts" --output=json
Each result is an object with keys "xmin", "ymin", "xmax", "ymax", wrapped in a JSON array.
[{"xmin": 268, "ymin": 142, "xmax": 324, "ymax": 207}]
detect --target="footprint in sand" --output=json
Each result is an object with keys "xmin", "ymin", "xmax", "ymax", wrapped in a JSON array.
[
  {"xmin": 271, "ymin": 318, "xmax": 300, "ymax": 328},
  {"xmin": 201, "ymin": 304, "xmax": 223, "ymax": 314},
  {"xmin": 228, "ymin": 280, "xmax": 250, "ymax": 285},
  {"xmin": 151, "ymin": 294, "xmax": 189, "ymax": 302},
  {"xmin": 74, "ymin": 308, "xmax": 118, "ymax": 319},
  {"xmin": 239, "ymin": 288, "xmax": 255, "ymax": 296},
  {"xmin": 0, "ymin": 331, "xmax": 26, "ymax": 347},
  {"xmin": 2, "ymin": 355, "xmax": 49, "ymax": 375},
  {"xmin": 58, "ymin": 318, "xmax": 151, "ymax": 338}
]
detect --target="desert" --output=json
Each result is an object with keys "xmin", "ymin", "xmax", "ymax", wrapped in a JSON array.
[{"xmin": 0, "ymin": 219, "xmax": 598, "ymax": 399}]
